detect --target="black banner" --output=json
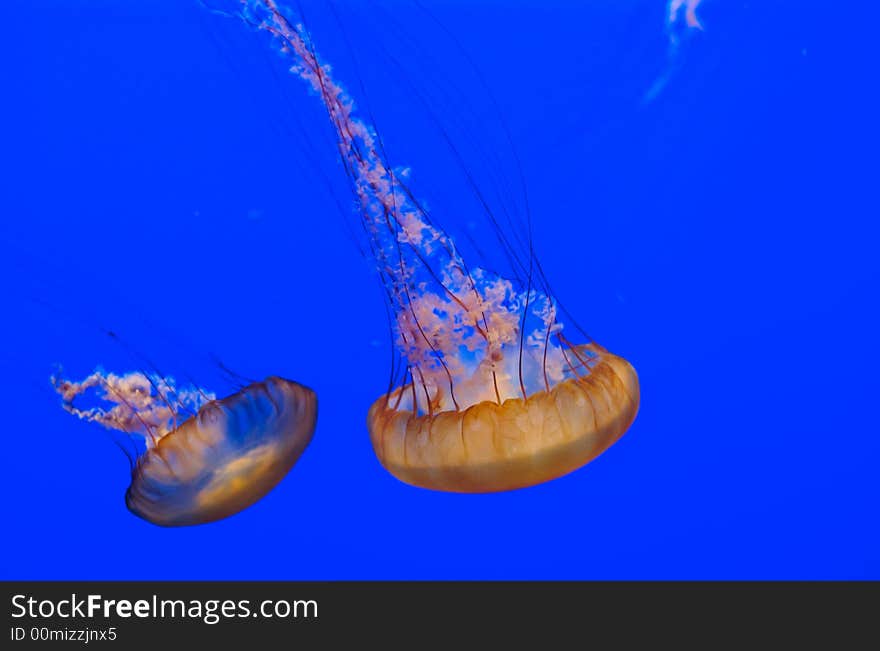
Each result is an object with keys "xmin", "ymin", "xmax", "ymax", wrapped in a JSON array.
[{"xmin": 2, "ymin": 582, "xmax": 878, "ymax": 645}]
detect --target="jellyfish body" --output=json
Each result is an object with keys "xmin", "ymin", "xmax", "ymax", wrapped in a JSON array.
[
  {"xmin": 126, "ymin": 377, "xmax": 316, "ymax": 526},
  {"xmin": 53, "ymin": 371, "xmax": 316, "ymax": 525},
  {"xmin": 243, "ymin": 1, "xmax": 639, "ymax": 491}
]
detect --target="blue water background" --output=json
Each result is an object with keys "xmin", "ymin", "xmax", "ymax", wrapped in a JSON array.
[{"xmin": 1, "ymin": 0, "xmax": 877, "ymax": 578}]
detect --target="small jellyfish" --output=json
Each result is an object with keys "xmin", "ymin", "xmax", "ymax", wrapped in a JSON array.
[
  {"xmin": 52, "ymin": 369, "xmax": 316, "ymax": 526},
  {"xmin": 645, "ymin": 0, "xmax": 707, "ymax": 102},
  {"xmin": 239, "ymin": 1, "xmax": 639, "ymax": 492},
  {"xmin": 668, "ymin": 0, "xmax": 704, "ymax": 30}
]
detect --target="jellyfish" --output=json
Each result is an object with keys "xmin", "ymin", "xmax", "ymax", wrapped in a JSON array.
[
  {"xmin": 645, "ymin": 0, "xmax": 707, "ymax": 102},
  {"xmin": 52, "ymin": 369, "xmax": 317, "ymax": 526},
  {"xmin": 669, "ymin": 0, "xmax": 704, "ymax": 30},
  {"xmin": 235, "ymin": 0, "xmax": 638, "ymax": 492}
]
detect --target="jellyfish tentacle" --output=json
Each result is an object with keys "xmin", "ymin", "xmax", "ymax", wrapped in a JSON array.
[
  {"xmin": 233, "ymin": 1, "xmax": 640, "ymax": 490},
  {"xmin": 51, "ymin": 370, "xmax": 215, "ymax": 448},
  {"xmin": 518, "ymin": 252, "xmax": 536, "ymax": 401}
]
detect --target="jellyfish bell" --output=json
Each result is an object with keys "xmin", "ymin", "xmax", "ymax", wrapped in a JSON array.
[
  {"xmin": 53, "ymin": 370, "xmax": 316, "ymax": 526},
  {"xmin": 234, "ymin": 1, "xmax": 639, "ymax": 492},
  {"xmin": 126, "ymin": 376, "xmax": 317, "ymax": 526},
  {"xmin": 368, "ymin": 344, "xmax": 638, "ymax": 493}
]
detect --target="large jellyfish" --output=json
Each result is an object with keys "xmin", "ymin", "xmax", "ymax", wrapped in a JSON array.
[
  {"xmin": 238, "ymin": 1, "xmax": 639, "ymax": 492},
  {"xmin": 52, "ymin": 369, "xmax": 317, "ymax": 526}
]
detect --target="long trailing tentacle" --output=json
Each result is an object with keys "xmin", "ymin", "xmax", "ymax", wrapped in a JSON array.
[{"xmin": 229, "ymin": 1, "xmax": 584, "ymax": 411}]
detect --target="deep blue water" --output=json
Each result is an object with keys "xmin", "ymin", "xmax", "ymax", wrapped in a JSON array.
[{"xmin": 1, "ymin": 1, "xmax": 878, "ymax": 579}]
